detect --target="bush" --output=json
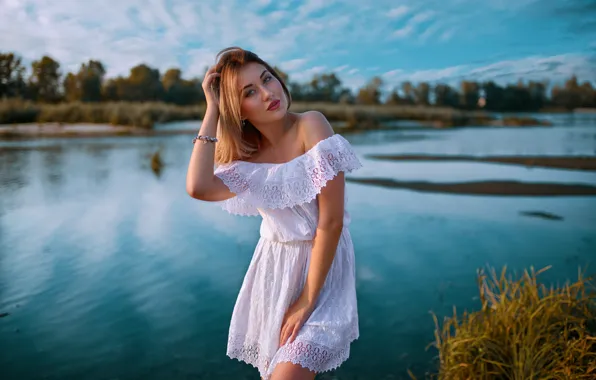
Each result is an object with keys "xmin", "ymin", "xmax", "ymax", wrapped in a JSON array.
[
  {"xmin": 0, "ymin": 100, "xmax": 208, "ymax": 129},
  {"xmin": 0, "ymin": 99, "xmax": 40, "ymax": 124},
  {"xmin": 1, "ymin": 100, "xmax": 548, "ymax": 130},
  {"xmin": 428, "ymin": 266, "xmax": 596, "ymax": 379}
]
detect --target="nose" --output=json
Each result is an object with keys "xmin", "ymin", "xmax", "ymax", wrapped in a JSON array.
[{"xmin": 261, "ymin": 87, "xmax": 275, "ymax": 101}]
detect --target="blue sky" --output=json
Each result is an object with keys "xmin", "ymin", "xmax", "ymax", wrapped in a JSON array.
[{"xmin": 1, "ymin": 0, "xmax": 594, "ymax": 91}]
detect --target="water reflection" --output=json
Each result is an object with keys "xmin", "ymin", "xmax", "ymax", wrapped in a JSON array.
[{"xmin": 1, "ymin": 117, "xmax": 595, "ymax": 379}]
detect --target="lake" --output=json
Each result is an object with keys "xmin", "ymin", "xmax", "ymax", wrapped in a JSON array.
[{"xmin": 1, "ymin": 113, "xmax": 595, "ymax": 379}]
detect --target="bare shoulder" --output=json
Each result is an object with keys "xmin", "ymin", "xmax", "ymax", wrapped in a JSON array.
[{"xmin": 295, "ymin": 110, "xmax": 335, "ymax": 150}]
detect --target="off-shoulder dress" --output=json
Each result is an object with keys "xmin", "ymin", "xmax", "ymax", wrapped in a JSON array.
[{"xmin": 213, "ymin": 134, "xmax": 362, "ymax": 379}]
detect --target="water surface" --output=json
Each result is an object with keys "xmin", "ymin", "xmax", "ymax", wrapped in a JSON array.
[{"xmin": 1, "ymin": 115, "xmax": 595, "ymax": 379}]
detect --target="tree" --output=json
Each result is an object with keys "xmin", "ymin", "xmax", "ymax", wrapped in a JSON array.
[
  {"xmin": 401, "ymin": 81, "xmax": 415, "ymax": 104},
  {"xmin": 120, "ymin": 64, "xmax": 164, "ymax": 101},
  {"xmin": 550, "ymin": 75, "xmax": 585, "ymax": 110},
  {"xmin": 527, "ymin": 80, "xmax": 547, "ymax": 110},
  {"xmin": 305, "ymin": 73, "xmax": 343, "ymax": 102},
  {"xmin": 29, "ymin": 55, "xmax": 62, "ymax": 103},
  {"xmin": 63, "ymin": 72, "xmax": 79, "ymax": 102},
  {"xmin": 161, "ymin": 68, "xmax": 204, "ymax": 105},
  {"xmin": 356, "ymin": 76, "xmax": 383, "ymax": 104},
  {"xmin": 78, "ymin": 60, "xmax": 105, "ymax": 102},
  {"xmin": 434, "ymin": 84, "xmax": 459, "ymax": 107},
  {"xmin": 337, "ymin": 88, "xmax": 354, "ymax": 104},
  {"xmin": 460, "ymin": 81, "xmax": 479, "ymax": 109},
  {"xmin": 64, "ymin": 60, "xmax": 105, "ymax": 102},
  {"xmin": 385, "ymin": 87, "xmax": 402, "ymax": 105},
  {"xmin": 579, "ymin": 81, "xmax": 595, "ymax": 108},
  {"xmin": 272, "ymin": 66, "xmax": 289, "ymax": 84},
  {"xmin": 415, "ymin": 82, "xmax": 430, "ymax": 105},
  {"xmin": 0, "ymin": 52, "xmax": 27, "ymax": 98}
]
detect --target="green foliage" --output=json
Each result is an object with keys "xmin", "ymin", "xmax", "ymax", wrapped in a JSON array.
[
  {"xmin": 356, "ymin": 76, "xmax": 384, "ymax": 105},
  {"xmin": 0, "ymin": 53, "xmax": 27, "ymax": 98},
  {"xmin": 1, "ymin": 50, "xmax": 595, "ymax": 120},
  {"xmin": 29, "ymin": 55, "xmax": 62, "ymax": 103},
  {"xmin": 434, "ymin": 84, "xmax": 460, "ymax": 108},
  {"xmin": 63, "ymin": 60, "xmax": 105, "ymax": 102},
  {"xmin": 428, "ymin": 266, "xmax": 596, "ymax": 379}
]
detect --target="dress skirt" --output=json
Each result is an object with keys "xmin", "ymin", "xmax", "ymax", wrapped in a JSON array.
[{"xmin": 226, "ymin": 228, "xmax": 359, "ymax": 379}]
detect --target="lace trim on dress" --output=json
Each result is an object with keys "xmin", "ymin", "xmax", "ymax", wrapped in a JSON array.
[
  {"xmin": 266, "ymin": 340, "xmax": 351, "ymax": 377},
  {"xmin": 227, "ymin": 335, "xmax": 352, "ymax": 379},
  {"xmin": 214, "ymin": 134, "xmax": 362, "ymax": 215}
]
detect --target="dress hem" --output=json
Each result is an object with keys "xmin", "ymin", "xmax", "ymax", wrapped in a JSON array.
[{"xmin": 227, "ymin": 335, "xmax": 359, "ymax": 380}]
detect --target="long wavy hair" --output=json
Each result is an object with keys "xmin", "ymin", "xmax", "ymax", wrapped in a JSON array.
[{"xmin": 212, "ymin": 47, "xmax": 292, "ymax": 165}]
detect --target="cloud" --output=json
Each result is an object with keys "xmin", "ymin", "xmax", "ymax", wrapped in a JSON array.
[
  {"xmin": 333, "ymin": 65, "xmax": 350, "ymax": 72},
  {"xmin": 279, "ymin": 58, "xmax": 309, "ymax": 71},
  {"xmin": 392, "ymin": 10, "xmax": 435, "ymax": 39},
  {"xmin": 439, "ymin": 28, "xmax": 456, "ymax": 42},
  {"xmin": 0, "ymin": 0, "xmax": 346, "ymax": 78},
  {"xmin": 388, "ymin": 6, "xmax": 410, "ymax": 19},
  {"xmin": 381, "ymin": 53, "xmax": 596, "ymax": 86},
  {"xmin": 290, "ymin": 65, "xmax": 327, "ymax": 82},
  {"xmin": 0, "ymin": 0, "xmax": 593, "ymax": 89},
  {"xmin": 393, "ymin": 24, "xmax": 415, "ymax": 38},
  {"xmin": 384, "ymin": 69, "xmax": 404, "ymax": 77}
]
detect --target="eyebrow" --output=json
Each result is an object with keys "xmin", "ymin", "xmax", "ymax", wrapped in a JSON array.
[{"xmin": 242, "ymin": 70, "xmax": 268, "ymax": 91}]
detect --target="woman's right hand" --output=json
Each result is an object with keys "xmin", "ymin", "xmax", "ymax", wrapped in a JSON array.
[{"xmin": 202, "ymin": 66, "xmax": 221, "ymax": 112}]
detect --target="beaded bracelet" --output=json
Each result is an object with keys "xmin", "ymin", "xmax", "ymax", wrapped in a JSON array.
[{"xmin": 192, "ymin": 135, "xmax": 218, "ymax": 144}]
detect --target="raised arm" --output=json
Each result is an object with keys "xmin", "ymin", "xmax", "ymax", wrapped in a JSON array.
[{"xmin": 186, "ymin": 66, "xmax": 236, "ymax": 202}]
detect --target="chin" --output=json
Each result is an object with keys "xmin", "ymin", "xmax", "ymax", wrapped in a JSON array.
[{"xmin": 259, "ymin": 110, "xmax": 286, "ymax": 124}]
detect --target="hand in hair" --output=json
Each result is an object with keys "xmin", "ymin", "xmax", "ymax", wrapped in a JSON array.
[{"xmin": 202, "ymin": 65, "xmax": 221, "ymax": 111}]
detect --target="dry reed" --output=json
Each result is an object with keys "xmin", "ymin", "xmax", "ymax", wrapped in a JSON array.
[{"xmin": 425, "ymin": 266, "xmax": 596, "ymax": 379}]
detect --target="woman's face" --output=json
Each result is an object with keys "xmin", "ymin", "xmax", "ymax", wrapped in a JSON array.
[{"xmin": 237, "ymin": 62, "xmax": 287, "ymax": 125}]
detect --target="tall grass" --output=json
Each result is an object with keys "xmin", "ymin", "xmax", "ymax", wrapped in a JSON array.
[
  {"xmin": 1, "ymin": 99, "xmax": 547, "ymax": 129},
  {"xmin": 427, "ymin": 266, "xmax": 596, "ymax": 379},
  {"xmin": 0, "ymin": 99, "xmax": 206, "ymax": 128},
  {"xmin": 290, "ymin": 102, "xmax": 497, "ymax": 128}
]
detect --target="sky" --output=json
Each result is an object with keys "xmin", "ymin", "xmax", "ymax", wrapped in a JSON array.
[{"xmin": 1, "ymin": 0, "xmax": 595, "ymax": 91}]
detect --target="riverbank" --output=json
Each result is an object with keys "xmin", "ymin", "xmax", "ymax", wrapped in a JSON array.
[
  {"xmin": 368, "ymin": 154, "xmax": 596, "ymax": 172},
  {"xmin": 0, "ymin": 122, "xmax": 189, "ymax": 139},
  {"xmin": 0, "ymin": 99, "xmax": 551, "ymax": 135},
  {"xmin": 346, "ymin": 178, "xmax": 596, "ymax": 196}
]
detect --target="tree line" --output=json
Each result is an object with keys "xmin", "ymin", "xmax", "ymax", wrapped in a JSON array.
[{"xmin": 1, "ymin": 52, "xmax": 594, "ymax": 112}]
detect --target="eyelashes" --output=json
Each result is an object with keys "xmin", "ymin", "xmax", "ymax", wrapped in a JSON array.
[{"xmin": 245, "ymin": 76, "xmax": 273, "ymax": 97}]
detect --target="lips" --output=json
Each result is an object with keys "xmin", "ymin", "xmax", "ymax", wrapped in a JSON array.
[{"xmin": 267, "ymin": 100, "xmax": 280, "ymax": 111}]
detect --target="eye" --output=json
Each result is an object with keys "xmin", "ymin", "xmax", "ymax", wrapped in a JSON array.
[
  {"xmin": 245, "ymin": 89, "xmax": 255, "ymax": 97},
  {"xmin": 264, "ymin": 75, "xmax": 272, "ymax": 83}
]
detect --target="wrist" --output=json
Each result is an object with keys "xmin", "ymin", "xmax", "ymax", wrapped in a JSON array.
[
  {"xmin": 299, "ymin": 292, "xmax": 317, "ymax": 310},
  {"xmin": 205, "ymin": 105, "xmax": 219, "ymax": 118}
]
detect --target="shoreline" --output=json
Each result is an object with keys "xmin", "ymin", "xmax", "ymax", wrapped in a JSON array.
[
  {"xmin": 0, "ymin": 116, "xmax": 553, "ymax": 140},
  {"xmin": 368, "ymin": 154, "xmax": 596, "ymax": 172},
  {"xmin": 0, "ymin": 122, "xmax": 200, "ymax": 139},
  {"xmin": 346, "ymin": 177, "xmax": 596, "ymax": 196},
  {"xmin": 0, "ymin": 100, "xmax": 553, "ymax": 136}
]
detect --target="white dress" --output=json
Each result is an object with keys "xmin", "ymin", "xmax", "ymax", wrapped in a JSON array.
[{"xmin": 214, "ymin": 134, "xmax": 362, "ymax": 379}]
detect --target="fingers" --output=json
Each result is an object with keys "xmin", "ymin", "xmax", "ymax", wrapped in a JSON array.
[
  {"xmin": 203, "ymin": 66, "xmax": 220, "ymax": 86},
  {"xmin": 288, "ymin": 324, "xmax": 300, "ymax": 344},
  {"xmin": 279, "ymin": 320, "xmax": 303, "ymax": 347},
  {"xmin": 203, "ymin": 72, "xmax": 220, "ymax": 85},
  {"xmin": 279, "ymin": 323, "xmax": 288, "ymax": 346}
]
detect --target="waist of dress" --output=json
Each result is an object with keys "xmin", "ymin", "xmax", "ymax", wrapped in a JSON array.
[
  {"xmin": 259, "ymin": 226, "xmax": 350, "ymax": 245},
  {"xmin": 258, "ymin": 236, "xmax": 314, "ymax": 246}
]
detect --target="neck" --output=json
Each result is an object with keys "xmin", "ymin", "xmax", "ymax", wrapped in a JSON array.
[{"xmin": 254, "ymin": 112, "xmax": 295, "ymax": 149}]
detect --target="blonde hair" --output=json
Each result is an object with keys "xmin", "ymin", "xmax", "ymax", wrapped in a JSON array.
[{"xmin": 212, "ymin": 47, "xmax": 292, "ymax": 165}]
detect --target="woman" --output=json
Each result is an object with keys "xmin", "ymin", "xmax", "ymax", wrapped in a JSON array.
[{"xmin": 186, "ymin": 47, "xmax": 362, "ymax": 380}]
